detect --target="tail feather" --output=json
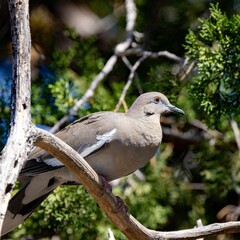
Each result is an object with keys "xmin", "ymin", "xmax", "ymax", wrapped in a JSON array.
[{"xmin": 2, "ymin": 173, "xmax": 63, "ymax": 236}]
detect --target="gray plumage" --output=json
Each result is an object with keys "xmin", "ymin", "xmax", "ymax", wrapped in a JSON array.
[{"xmin": 2, "ymin": 92, "xmax": 184, "ymax": 235}]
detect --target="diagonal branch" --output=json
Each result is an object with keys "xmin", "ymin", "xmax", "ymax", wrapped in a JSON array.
[{"xmin": 114, "ymin": 55, "xmax": 147, "ymax": 112}]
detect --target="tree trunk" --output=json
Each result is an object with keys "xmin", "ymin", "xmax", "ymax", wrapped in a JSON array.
[{"xmin": 0, "ymin": 0, "xmax": 32, "ymax": 235}]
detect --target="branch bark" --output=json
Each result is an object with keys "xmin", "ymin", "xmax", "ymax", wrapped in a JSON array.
[{"xmin": 0, "ymin": 0, "xmax": 32, "ymax": 234}]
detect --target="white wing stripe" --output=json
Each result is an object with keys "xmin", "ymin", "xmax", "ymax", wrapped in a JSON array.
[
  {"xmin": 43, "ymin": 158, "xmax": 64, "ymax": 167},
  {"xmin": 43, "ymin": 129, "xmax": 117, "ymax": 165},
  {"xmin": 81, "ymin": 128, "xmax": 117, "ymax": 158}
]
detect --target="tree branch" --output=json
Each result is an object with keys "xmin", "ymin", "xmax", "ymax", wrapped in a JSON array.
[
  {"xmin": 0, "ymin": 0, "xmax": 32, "ymax": 234},
  {"xmin": 114, "ymin": 0, "xmax": 136, "ymax": 54},
  {"xmin": 122, "ymin": 48, "xmax": 183, "ymax": 62},
  {"xmin": 114, "ymin": 55, "xmax": 147, "ymax": 112}
]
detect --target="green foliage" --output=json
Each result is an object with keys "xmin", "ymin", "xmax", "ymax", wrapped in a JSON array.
[
  {"xmin": 147, "ymin": 66, "xmax": 181, "ymax": 103},
  {"xmin": 48, "ymin": 78, "xmax": 76, "ymax": 114},
  {"xmin": 185, "ymin": 4, "xmax": 240, "ymax": 126},
  {"xmin": 200, "ymin": 136, "xmax": 239, "ymax": 198},
  {"xmin": 10, "ymin": 186, "xmax": 102, "ymax": 239},
  {"xmin": 32, "ymin": 30, "xmax": 105, "ymax": 126},
  {"xmin": 184, "ymin": 6, "xmax": 240, "ymax": 217},
  {"xmin": 145, "ymin": 64, "xmax": 197, "ymax": 121}
]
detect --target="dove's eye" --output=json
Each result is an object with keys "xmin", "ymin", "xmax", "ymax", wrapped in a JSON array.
[
  {"xmin": 154, "ymin": 97, "xmax": 160, "ymax": 103},
  {"xmin": 152, "ymin": 96, "xmax": 163, "ymax": 105}
]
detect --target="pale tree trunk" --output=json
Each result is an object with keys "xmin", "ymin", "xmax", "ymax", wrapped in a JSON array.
[{"xmin": 0, "ymin": 0, "xmax": 32, "ymax": 235}]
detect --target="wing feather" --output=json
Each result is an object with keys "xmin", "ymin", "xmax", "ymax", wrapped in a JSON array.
[{"xmin": 22, "ymin": 112, "xmax": 119, "ymax": 176}]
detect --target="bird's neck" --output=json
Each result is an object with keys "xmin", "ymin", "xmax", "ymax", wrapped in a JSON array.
[
  {"xmin": 127, "ymin": 98, "xmax": 147, "ymax": 118},
  {"xmin": 122, "ymin": 113, "xmax": 163, "ymax": 148}
]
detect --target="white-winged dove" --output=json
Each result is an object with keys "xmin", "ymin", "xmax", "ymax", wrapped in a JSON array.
[{"xmin": 2, "ymin": 92, "xmax": 184, "ymax": 235}]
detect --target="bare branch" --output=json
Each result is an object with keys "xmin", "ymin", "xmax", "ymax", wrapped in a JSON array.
[
  {"xmin": 115, "ymin": 0, "xmax": 136, "ymax": 54},
  {"xmin": 114, "ymin": 48, "xmax": 185, "ymax": 112},
  {"xmin": 122, "ymin": 48, "xmax": 183, "ymax": 62},
  {"xmin": 114, "ymin": 55, "xmax": 147, "ymax": 112},
  {"xmin": 114, "ymin": 48, "xmax": 184, "ymax": 112},
  {"xmin": 179, "ymin": 59, "xmax": 195, "ymax": 81},
  {"xmin": 50, "ymin": 0, "xmax": 185, "ymax": 131},
  {"xmin": 121, "ymin": 56, "xmax": 143, "ymax": 94},
  {"xmin": 0, "ymin": 0, "xmax": 32, "ymax": 234},
  {"xmin": 150, "ymin": 221, "xmax": 240, "ymax": 239}
]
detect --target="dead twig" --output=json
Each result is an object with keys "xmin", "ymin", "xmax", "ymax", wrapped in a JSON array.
[{"xmin": 114, "ymin": 55, "xmax": 147, "ymax": 112}]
